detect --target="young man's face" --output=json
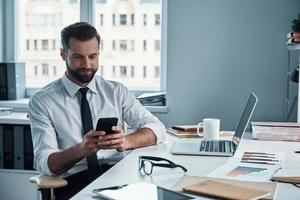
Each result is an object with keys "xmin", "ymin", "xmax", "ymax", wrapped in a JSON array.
[{"xmin": 61, "ymin": 37, "xmax": 99, "ymax": 85}]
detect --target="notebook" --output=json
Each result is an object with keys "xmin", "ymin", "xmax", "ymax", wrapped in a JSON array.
[
  {"xmin": 272, "ymin": 168, "xmax": 300, "ymax": 184},
  {"xmin": 183, "ymin": 180, "xmax": 270, "ymax": 200},
  {"xmin": 171, "ymin": 92, "xmax": 258, "ymax": 156},
  {"xmin": 172, "ymin": 176, "xmax": 277, "ymax": 200}
]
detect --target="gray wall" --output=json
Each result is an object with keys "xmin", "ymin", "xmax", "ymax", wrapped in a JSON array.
[{"xmin": 156, "ymin": 0, "xmax": 300, "ymax": 130}]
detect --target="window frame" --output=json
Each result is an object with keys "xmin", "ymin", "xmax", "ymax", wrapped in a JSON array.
[{"xmin": 3, "ymin": 0, "xmax": 167, "ymax": 98}]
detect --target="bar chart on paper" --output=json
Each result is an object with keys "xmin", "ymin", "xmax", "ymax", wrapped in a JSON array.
[{"xmin": 227, "ymin": 166, "xmax": 268, "ymax": 177}]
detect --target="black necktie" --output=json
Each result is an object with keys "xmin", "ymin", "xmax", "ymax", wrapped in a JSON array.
[{"xmin": 79, "ymin": 87, "xmax": 100, "ymax": 172}]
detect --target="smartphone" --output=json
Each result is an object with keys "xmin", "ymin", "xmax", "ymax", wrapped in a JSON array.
[{"xmin": 96, "ymin": 117, "xmax": 118, "ymax": 134}]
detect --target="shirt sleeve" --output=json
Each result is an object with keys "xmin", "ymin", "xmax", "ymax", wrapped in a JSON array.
[
  {"xmin": 120, "ymin": 85, "xmax": 166, "ymax": 144},
  {"xmin": 28, "ymin": 94, "xmax": 60, "ymax": 176}
]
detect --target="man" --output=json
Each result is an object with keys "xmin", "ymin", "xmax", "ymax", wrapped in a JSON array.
[{"xmin": 29, "ymin": 22, "xmax": 166, "ymax": 199}]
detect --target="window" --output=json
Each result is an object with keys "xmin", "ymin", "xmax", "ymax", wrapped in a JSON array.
[
  {"xmin": 53, "ymin": 66, "xmax": 57, "ymax": 76},
  {"xmin": 120, "ymin": 14, "xmax": 127, "ymax": 25},
  {"xmin": 154, "ymin": 66, "xmax": 159, "ymax": 78},
  {"xmin": 34, "ymin": 39, "xmax": 38, "ymax": 50},
  {"xmin": 112, "ymin": 65, "xmax": 116, "ymax": 77},
  {"xmin": 52, "ymin": 39, "xmax": 56, "ymax": 50},
  {"xmin": 131, "ymin": 14, "xmax": 134, "ymax": 25},
  {"xmin": 143, "ymin": 14, "xmax": 147, "ymax": 26},
  {"xmin": 34, "ymin": 65, "xmax": 38, "ymax": 76},
  {"xmin": 143, "ymin": 40, "xmax": 147, "ymax": 51},
  {"xmin": 26, "ymin": 40, "xmax": 30, "ymax": 50},
  {"xmin": 120, "ymin": 40, "xmax": 127, "ymax": 51},
  {"xmin": 120, "ymin": 65, "xmax": 127, "ymax": 77},
  {"xmin": 131, "ymin": 65, "xmax": 134, "ymax": 78},
  {"xmin": 112, "ymin": 40, "xmax": 116, "ymax": 50},
  {"xmin": 95, "ymin": 1, "xmax": 163, "ymax": 90},
  {"xmin": 155, "ymin": 14, "xmax": 160, "ymax": 25},
  {"xmin": 42, "ymin": 64, "xmax": 49, "ymax": 76},
  {"xmin": 42, "ymin": 39, "xmax": 48, "ymax": 50},
  {"xmin": 112, "ymin": 14, "xmax": 116, "ymax": 26},
  {"xmin": 17, "ymin": 0, "xmax": 80, "ymax": 88},
  {"xmin": 143, "ymin": 66, "xmax": 147, "ymax": 78},
  {"xmin": 155, "ymin": 40, "xmax": 160, "ymax": 51},
  {"xmin": 100, "ymin": 14, "xmax": 103, "ymax": 26}
]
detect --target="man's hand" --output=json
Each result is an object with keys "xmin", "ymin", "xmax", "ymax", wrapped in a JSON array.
[
  {"xmin": 97, "ymin": 126, "xmax": 131, "ymax": 151},
  {"xmin": 78, "ymin": 130, "xmax": 106, "ymax": 157}
]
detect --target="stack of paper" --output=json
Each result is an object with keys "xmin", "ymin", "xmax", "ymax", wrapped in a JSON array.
[
  {"xmin": 206, "ymin": 150, "xmax": 284, "ymax": 182},
  {"xmin": 0, "ymin": 107, "xmax": 13, "ymax": 116},
  {"xmin": 137, "ymin": 92, "xmax": 166, "ymax": 106},
  {"xmin": 251, "ymin": 121, "xmax": 300, "ymax": 142}
]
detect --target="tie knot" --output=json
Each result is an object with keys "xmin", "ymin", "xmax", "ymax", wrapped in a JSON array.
[{"xmin": 79, "ymin": 87, "xmax": 89, "ymax": 96}]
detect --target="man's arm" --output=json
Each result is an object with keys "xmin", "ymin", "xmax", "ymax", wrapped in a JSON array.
[
  {"xmin": 97, "ymin": 127, "xmax": 156, "ymax": 151},
  {"xmin": 48, "ymin": 130, "xmax": 105, "ymax": 175}
]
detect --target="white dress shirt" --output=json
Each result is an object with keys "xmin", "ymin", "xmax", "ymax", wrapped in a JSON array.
[{"xmin": 29, "ymin": 74, "xmax": 166, "ymax": 177}]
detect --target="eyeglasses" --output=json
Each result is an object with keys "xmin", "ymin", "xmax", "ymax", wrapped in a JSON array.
[{"xmin": 139, "ymin": 156, "xmax": 187, "ymax": 175}]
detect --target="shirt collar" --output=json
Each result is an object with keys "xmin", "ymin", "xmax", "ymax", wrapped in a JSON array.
[{"xmin": 62, "ymin": 73, "xmax": 98, "ymax": 97}]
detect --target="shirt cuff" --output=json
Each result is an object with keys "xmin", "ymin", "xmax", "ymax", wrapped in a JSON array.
[
  {"xmin": 35, "ymin": 149, "xmax": 60, "ymax": 176},
  {"xmin": 142, "ymin": 122, "xmax": 166, "ymax": 144}
]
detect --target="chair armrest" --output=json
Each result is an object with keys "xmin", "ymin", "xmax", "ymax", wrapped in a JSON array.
[{"xmin": 29, "ymin": 175, "xmax": 68, "ymax": 189}]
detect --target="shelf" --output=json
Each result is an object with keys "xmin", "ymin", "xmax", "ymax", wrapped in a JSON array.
[{"xmin": 288, "ymin": 43, "xmax": 300, "ymax": 51}]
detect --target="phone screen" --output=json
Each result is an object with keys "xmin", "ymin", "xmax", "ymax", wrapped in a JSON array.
[{"xmin": 96, "ymin": 117, "xmax": 118, "ymax": 134}]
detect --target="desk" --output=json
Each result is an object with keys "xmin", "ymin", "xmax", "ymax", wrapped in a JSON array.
[{"xmin": 71, "ymin": 134, "xmax": 300, "ymax": 200}]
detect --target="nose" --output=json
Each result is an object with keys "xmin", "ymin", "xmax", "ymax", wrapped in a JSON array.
[{"xmin": 81, "ymin": 56, "xmax": 91, "ymax": 68}]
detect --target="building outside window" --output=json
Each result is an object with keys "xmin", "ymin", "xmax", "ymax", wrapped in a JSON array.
[
  {"xmin": 17, "ymin": 0, "xmax": 80, "ymax": 87},
  {"xmin": 17, "ymin": 0, "xmax": 162, "ymax": 91},
  {"xmin": 53, "ymin": 66, "xmax": 57, "ymax": 76},
  {"xmin": 42, "ymin": 63, "xmax": 49, "ymax": 75},
  {"xmin": 34, "ymin": 65, "xmax": 38, "ymax": 76},
  {"xmin": 26, "ymin": 39, "xmax": 30, "ymax": 50},
  {"xmin": 34, "ymin": 39, "xmax": 38, "ymax": 50},
  {"xmin": 112, "ymin": 14, "xmax": 115, "ymax": 26},
  {"xmin": 120, "ymin": 40, "xmax": 127, "ymax": 51},
  {"xmin": 143, "ymin": 13, "xmax": 147, "ymax": 26},
  {"xmin": 41, "ymin": 39, "xmax": 49, "ymax": 50},
  {"xmin": 131, "ymin": 65, "xmax": 134, "ymax": 78},
  {"xmin": 52, "ymin": 39, "xmax": 56, "ymax": 50},
  {"xmin": 112, "ymin": 65, "xmax": 116, "ymax": 77},
  {"xmin": 120, "ymin": 14, "xmax": 127, "ymax": 25},
  {"xmin": 143, "ymin": 40, "xmax": 147, "ymax": 51},
  {"xmin": 120, "ymin": 65, "xmax": 127, "ymax": 77},
  {"xmin": 155, "ymin": 14, "xmax": 160, "ymax": 25},
  {"xmin": 112, "ymin": 40, "xmax": 116, "ymax": 50},
  {"xmin": 131, "ymin": 14, "xmax": 134, "ymax": 25}
]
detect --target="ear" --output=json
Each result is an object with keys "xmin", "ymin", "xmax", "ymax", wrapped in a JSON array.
[{"xmin": 60, "ymin": 48, "xmax": 67, "ymax": 61}]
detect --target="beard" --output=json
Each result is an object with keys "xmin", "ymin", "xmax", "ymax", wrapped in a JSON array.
[{"xmin": 66, "ymin": 62, "xmax": 98, "ymax": 84}]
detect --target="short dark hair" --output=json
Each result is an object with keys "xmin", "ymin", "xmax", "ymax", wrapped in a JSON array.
[{"xmin": 61, "ymin": 22, "xmax": 101, "ymax": 50}]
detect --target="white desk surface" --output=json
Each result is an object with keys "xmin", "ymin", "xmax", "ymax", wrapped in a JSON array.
[
  {"xmin": 0, "ymin": 112, "xmax": 29, "ymax": 125},
  {"xmin": 71, "ymin": 134, "xmax": 300, "ymax": 200}
]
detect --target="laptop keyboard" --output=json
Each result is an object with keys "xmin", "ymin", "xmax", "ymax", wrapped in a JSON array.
[{"xmin": 200, "ymin": 140, "xmax": 236, "ymax": 153}]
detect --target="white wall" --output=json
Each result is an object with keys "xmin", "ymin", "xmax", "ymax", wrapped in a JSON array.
[{"xmin": 155, "ymin": 0, "xmax": 300, "ymax": 130}]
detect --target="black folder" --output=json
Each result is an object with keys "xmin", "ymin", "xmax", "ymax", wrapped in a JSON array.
[
  {"xmin": 3, "ymin": 125, "xmax": 14, "ymax": 169},
  {"xmin": 0, "ymin": 125, "xmax": 3, "ymax": 168},
  {"xmin": 13, "ymin": 125, "xmax": 24, "ymax": 169},
  {"xmin": 24, "ymin": 126, "xmax": 34, "ymax": 170}
]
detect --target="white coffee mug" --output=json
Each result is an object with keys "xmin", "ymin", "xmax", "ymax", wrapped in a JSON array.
[{"xmin": 197, "ymin": 118, "xmax": 220, "ymax": 140}]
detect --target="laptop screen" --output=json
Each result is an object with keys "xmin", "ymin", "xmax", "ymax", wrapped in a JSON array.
[{"xmin": 232, "ymin": 92, "xmax": 258, "ymax": 145}]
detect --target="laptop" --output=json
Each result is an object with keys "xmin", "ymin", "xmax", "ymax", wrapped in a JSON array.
[{"xmin": 171, "ymin": 92, "xmax": 258, "ymax": 156}]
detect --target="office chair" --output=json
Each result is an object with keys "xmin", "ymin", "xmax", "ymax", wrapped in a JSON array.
[{"xmin": 29, "ymin": 175, "xmax": 68, "ymax": 200}]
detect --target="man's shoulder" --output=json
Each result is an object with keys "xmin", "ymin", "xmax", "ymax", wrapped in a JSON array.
[
  {"xmin": 95, "ymin": 75, "xmax": 127, "ymax": 91},
  {"xmin": 31, "ymin": 78, "xmax": 65, "ymax": 101}
]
